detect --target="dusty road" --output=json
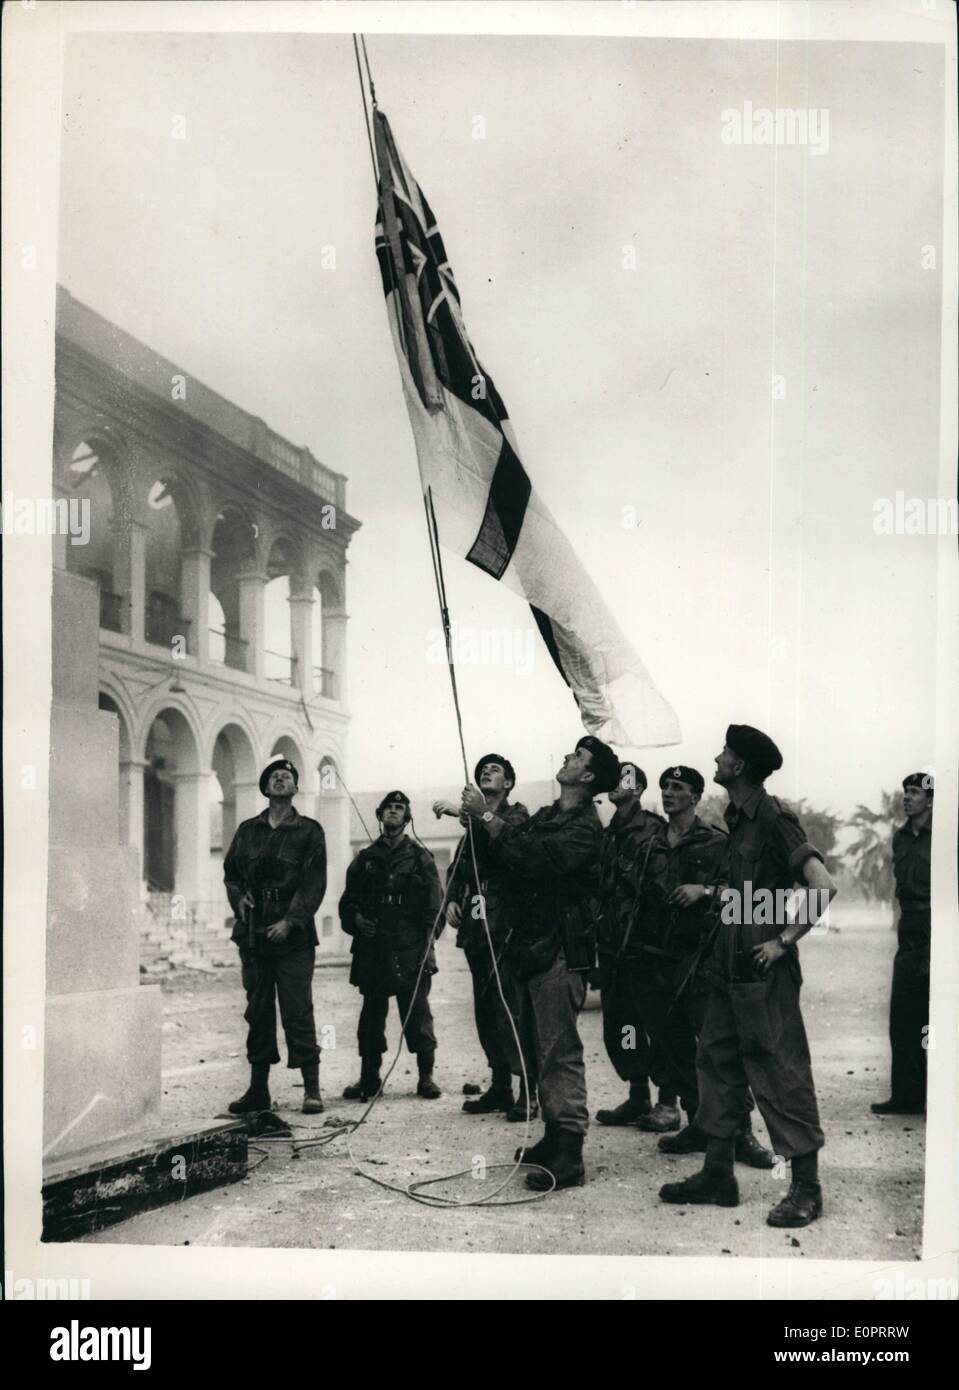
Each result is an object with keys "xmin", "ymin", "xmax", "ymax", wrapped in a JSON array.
[{"xmin": 83, "ymin": 913, "xmax": 924, "ymax": 1260}]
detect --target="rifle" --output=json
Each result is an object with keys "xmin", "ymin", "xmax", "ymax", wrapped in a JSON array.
[
  {"xmin": 669, "ymin": 891, "xmax": 725, "ymax": 1010},
  {"xmin": 605, "ymin": 834, "xmax": 659, "ymax": 981}
]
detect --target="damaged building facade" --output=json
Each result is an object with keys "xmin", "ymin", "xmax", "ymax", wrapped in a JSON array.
[{"xmin": 53, "ymin": 287, "xmax": 361, "ymax": 969}]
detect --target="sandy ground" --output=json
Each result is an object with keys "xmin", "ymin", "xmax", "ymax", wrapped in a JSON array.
[{"xmin": 81, "ymin": 914, "xmax": 925, "ymax": 1260}]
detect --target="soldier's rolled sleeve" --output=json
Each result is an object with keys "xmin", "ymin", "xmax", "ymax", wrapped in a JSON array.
[
  {"xmin": 771, "ymin": 815, "xmax": 823, "ymax": 881},
  {"xmin": 286, "ymin": 824, "xmax": 328, "ymax": 929}
]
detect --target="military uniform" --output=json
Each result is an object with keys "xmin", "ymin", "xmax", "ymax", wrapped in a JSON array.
[
  {"xmin": 695, "ymin": 787, "xmax": 825, "ymax": 1159},
  {"xmin": 887, "ymin": 817, "xmax": 931, "ymax": 1109},
  {"xmin": 447, "ymin": 800, "xmax": 530, "ymax": 1088},
  {"xmin": 224, "ymin": 806, "xmax": 327, "ymax": 1070},
  {"xmin": 339, "ymin": 832, "xmax": 443, "ymax": 1068},
  {"xmin": 489, "ymin": 798, "xmax": 604, "ymax": 1137},
  {"xmin": 647, "ymin": 815, "xmax": 728, "ymax": 1119},
  {"xmin": 596, "ymin": 800, "xmax": 665, "ymax": 1101}
]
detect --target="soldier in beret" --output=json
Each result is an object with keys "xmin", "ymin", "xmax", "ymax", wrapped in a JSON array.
[
  {"xmin": 872, "ymin": 773, "xmax": 933, "ymax": 1115},
  {"xmin": 461, "ymin": 735, "xmax": 620, "ymax": 1191},
  {"xmin": 594, "ymin": 762, "xmax": 665, "ymax": 1129},
  {"xmin": 652, "ymin": 767, "xmax": 773, "ymax": 1169},
  {"xmin": 436, "ymin": 754, "xmax": 532, "ymax": 1119},
  {"xmin": 223, "ymin": 759, "xmax": 327, "ymax": 1115},
  {"xmin": 338, "ymin": 791, "xmax": 444, "ymax": 1101},
  {"xmin": 660, "ymin": 726, "xmax": 836, "ymax": 1228}
]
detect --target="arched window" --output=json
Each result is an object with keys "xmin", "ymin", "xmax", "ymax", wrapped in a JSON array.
[
  {"xmin": 64, "ymin": 440, "xmax": 121, "ymax": 631},
  {"xmin": 144, "ymin": 479, "xmax": 186, "ymax": 649},
  {"xmin": 264, "ymin": 537, "xmax": 298, "ymax": 685},
  {"xmin": 210, "ymin": 508, "xmax": 256, "ymax": 670}
]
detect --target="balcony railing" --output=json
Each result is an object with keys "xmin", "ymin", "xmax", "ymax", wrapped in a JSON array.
[
  {"xmin": 312, "ymin": 665, "xmax": 337, "ymax": 700},
  {"xmin": 264, "ymin": 650, "xmax": 298, "ymax": 686},
  {"xmin": 209, "ymin": 627, "xmax": 248, "ymax": 672},
  {"xmin": 99, "ymin": 589, "xmax": 124, "ymax": 633}
]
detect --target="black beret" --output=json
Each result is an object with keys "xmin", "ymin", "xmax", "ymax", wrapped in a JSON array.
[
  {"xmin": 576, "ymin": 736, "xmax": 621, "ymax": 795},
  {"xmin": 618, "ymin": 761, "xmax": 648, "ymax": 791},
  {"xmin": 725, "ymin": 724, "xmax": 783, "ymax": 781},
  {"xmin": 659, "ymin": 765, "xmax": 705, "ymax": 797},
  {"xmin": 376, "ymin": 789, "xmax": 411, "ymax": 818},
  {"xmin": 259, "ymin": 758, "xmax": 299, "ymax": 796},
  {"xmin": 474, "ymin": 753, "xmax": 517, "ymax": 787},
  {"xmin": 903, "ymin": 772, "xmax": 934, "ymax": 792}
]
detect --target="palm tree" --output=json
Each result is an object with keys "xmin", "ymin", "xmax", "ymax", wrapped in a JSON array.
[{"xmin": 847, "ymin": 790, "xmax": 904, "ymax": 905}]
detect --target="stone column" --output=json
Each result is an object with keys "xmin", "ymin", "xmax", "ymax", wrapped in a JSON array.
[
  {"xmin": 171, "ymin": 769, "xmax": 213, "ymax": 908},
  {"xmin": 323, "ymin": 612, "xmax": 348, "ymax": 704},
  {"xmin": 236, "ymin": 570, "xmax": 266, "ymax": 680},
  {"xmin": 115, "ymin": 518, "xmax": 148, "ymax": 643},
  {"xmin": 288, "ymin": 590, "xmax": 315, "ymax": 697},
  {"xmin": 121, "ymin": 754, "xmax": 148, "ymax": 868},
  {"xmin": 180, "ymin": 546, "xmax": 213, "ymax": 664},
  {"xmin": 232, "ymin": 777, "xmax": 262, "ymax": 831}
]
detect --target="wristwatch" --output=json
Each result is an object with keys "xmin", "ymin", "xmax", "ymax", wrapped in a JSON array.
[
  {"xmin": 703, "ymin": 885, "xmax": 715, "ymax": 900},
  {"xmin": 777, "ymin": 931, "xmax": 791, "ymax": 950},
  {"xmin": 482, "ymin": 811, "xmax": 494, "ymax": 824}
]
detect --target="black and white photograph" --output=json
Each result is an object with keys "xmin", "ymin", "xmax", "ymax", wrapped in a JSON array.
[{"xmin": 3, "ymin": 0, "xmax": 958, "ymax": 1312}]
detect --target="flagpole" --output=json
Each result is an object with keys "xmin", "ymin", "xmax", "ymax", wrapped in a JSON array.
[{"xmin": 352, "ymin": 34, "xmax": 378, "ymax": 183}]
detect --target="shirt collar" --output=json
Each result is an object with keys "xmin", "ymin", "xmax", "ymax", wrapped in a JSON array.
[
  {"xmin": 724, "ymin": 785, "xmax": 765, "ymax": 826},
  {"xmin": 258, "ymin": 805, "xmax": 300, "ymax": 829}
]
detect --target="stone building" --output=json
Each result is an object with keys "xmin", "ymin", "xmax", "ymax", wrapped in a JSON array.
[{"xmin": 53, "ymin": 287, "xmax": 361, "ymax": 967}]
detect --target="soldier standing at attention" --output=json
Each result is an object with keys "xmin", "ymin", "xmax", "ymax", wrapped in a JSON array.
[
  {"xmin": 652, "ymin": 767, "xmax": 773, "ymax": 1169},
  {"xmin": 338, "ymin": 791, "xmax": 443, "ymax": 1102},
  {"xmin": 435, "ymin": 754, "xmax": 533, "ymax": 1119},
  {"xmin": 461, "ymin": 735, "xmax": 620, "ymax": 1192},
  {"xmin": 660, "ymin": 726, "xmax": 836, "ymax": 1227},
  {"xmin": 223, "ymin": 758, "xmax": 327, "ymax": 1116},
  {"xmin": 871, "ymin": 772, "xmax": 933, "ymax": 1116},
  {"xmin": 593, "ymin": 762, "xmax": 665, "ymax": 1128}
]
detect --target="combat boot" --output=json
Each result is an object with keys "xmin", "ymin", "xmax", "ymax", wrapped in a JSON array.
[
  {"xmin": 735, "ymin": 1130, "xmax": 775, "ymax": 1169},
  {"xmin": 636, "ymin": 1099, "xmax": 682, "ymax": 1133},
  {"xmin": 659, "ymin": 1123, "xmax": 709, "ymax": 1155},
  {"xmin": 870, "ymin": 1097, "xmax": 924, "ymax": 1115},
  {"xmin": 416, "ymin": 1050, "xmax": 441, "ymax": 1099},
  {"xmin": 659, "ymin": 1137, "xmax": 739, "ymax": 1207},
  {"xmin": 595, "ymin": 1082, "xmax": 652, "ymax": 1126},
  {"xmin": 228, "ymin": 1062, "xmax": 271, "ymax": 1115},
  {"xmin": 506, "ymin": 1075, "xmax": 539, "ymax": 1122},
  {"xmin": 514, "ymin": 1123, "xmax": 559, "ymax": 1166},
  {"xmin": 301, "ymin": 1061, "xmax": 324, "ymax": 1114},
  {"xmin": 343, "ymin": 1057, "xmax": 382, "ymax": 1101},
  {"xmin": 766, "ymin": 1181, "xmax": 823, "ymax": 1228},
  {"xmin": 463, "ymin": 1066, "xmax": 514, "ymax": 1114},
  {"xmin": 659, "ymin": 1166, "xmax": 739, "ymax": 1207},
  {"xmin": 525, "ymin": 1131, "xmax": 585, "ymax": 1192}
]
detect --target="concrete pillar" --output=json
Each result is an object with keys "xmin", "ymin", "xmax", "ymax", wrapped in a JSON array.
[
  {"xmin": 237, "ymin": 571, "xmax": 266, "ymax": 680},
  {"xmin": 180, "ymin": 546, "xmax": 213, "ymax": 664},
  {"xmin": 120, "ymin": 755, "xmax": 148, "ymax": 867},
  {"xmin": 288, "ymin": 591, "xmax": 315, "ymax": 697},
  {"xmin": 314, "ymin": 786, "xmax": 352, "ymax": 957},
  {"xmin": 324, "ymin": 612, "xmax": 348, "ymax": 704},
  {"xmin": 233, "ymin": 777, "xmax": 262, "ymax": 831},
  {"xmin": 116, "ymin": 519, "xmax": 148, "ymax": 643},
  {"xmin": 171, "ymin": 769, "xmax": 213, "ymax": 906}
]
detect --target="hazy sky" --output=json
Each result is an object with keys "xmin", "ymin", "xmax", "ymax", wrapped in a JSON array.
[{"xmin": 57, "ymin": 27, "xmax": 946, "ymax": 815}]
